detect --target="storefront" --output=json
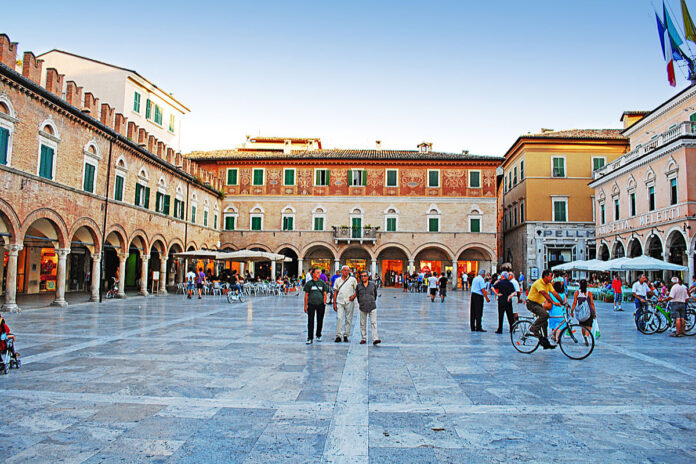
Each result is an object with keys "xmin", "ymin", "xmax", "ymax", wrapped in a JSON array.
[
  {"xmin": 382, "ymin": 259, "xmax": 404, "ymax": 286},
  {"xmin": 310, "ymin": 258, "xmax": 332, "ymax": 273},
  {"xmin": 345, "ymin": 259, "xmax": 366, "ymax": 273},
  {"xmin": 39, "ymin": 247, "xmax": 58, "ymax": 292}
]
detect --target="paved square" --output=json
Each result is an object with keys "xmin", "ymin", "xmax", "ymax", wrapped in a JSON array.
[{"xmin": 1, "ymin": 289, "xmax": 695, "ymax": 463}]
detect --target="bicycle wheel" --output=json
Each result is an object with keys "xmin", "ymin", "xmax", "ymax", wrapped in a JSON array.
[
  {"xmin": 238, "ymin": 292, "xmax": 247, "ymax": 303},
  {"xmin": 655, "ymin": 310, "xmax": 670, "ymax": 333},
  {"xmin": 558, "ymin": 324, "xmax": 594, "ymax": 360},
  {"xmin": 684, "ymin": 307, "xmax": 696, "ymax": 336},
  {"xmin": 636, "ymin": 310, "xmax": 659, "ymax": 335},
  {"xmin": 510, "ymin": 319, "xmax": 540, "ymax": 354}
]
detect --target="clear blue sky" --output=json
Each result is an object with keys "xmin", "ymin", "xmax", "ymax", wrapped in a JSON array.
[{"xmin": 5, "ymin": 0, "xmax": 694, "ymax": 155}]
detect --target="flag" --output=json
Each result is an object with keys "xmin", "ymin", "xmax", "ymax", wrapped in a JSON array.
[
  {"xmin": 656, "ymin": 11, "xmax": 667, "ymax": 59},
  {"xmin": 664, "ymin": 2, "xmax": 684, "ymax": 46},
  {"xmin": 682, "ymin": 0, "xmax": 696, "ymax": 42},
  {"xmin": 664, "ymin": 28, "xmax": 677, "ymax": 86}
]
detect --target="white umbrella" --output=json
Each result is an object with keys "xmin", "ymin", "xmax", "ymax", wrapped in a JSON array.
[
  {"xmin": 573, "ymin": 259, "xmax": 613, "ymax": 271},
  {"xmin": 614, "ymin": 255, "xmax": 688, "ymax": 271},
  {"xmin": 593, "ymin": 257, "xmax": 633, "ymax": 272},
  {"xmin": 551, "ymin": 260, "xmax": 582, "ymax": 271},
  {"xmin": 173, "ymin": 250, "xmax": 221, "ymax": 259}
]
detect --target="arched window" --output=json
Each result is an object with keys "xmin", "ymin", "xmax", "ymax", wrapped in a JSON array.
[
  {"xmin": 224, "ymin": 205, "xmax": 238, "ymax": 231},
  {"xmin": 113, "ymin": 156, "xmax": 128, "ymax": 201},
  {"xmin": 281, "ymin": 205, "xmax": 295, "ymax": 231},
  {"xmin": 173, "ymin": 184, "xmax": 185, "ymax": 220},
  {"xmin": 190, "ymin": 193, "xmax": 199, "ymax": 224},
  {"xmin": 0, "ymin": 94, "xmax": 17, "ymax": 166},
  {"xmin": 134, "ymin": 167, "xmax": 150, "ymax": 209},
  {"xmin": 154, "ymin": 177, "xmax": 170, "ymax": 215},
  {"xmin": 427, "ymin": 204, "xmax": 441, "ymax": 232},
  {"xmin": 468, "ymin": 207, "xmax": 482, "ymax": 233},
  {"xmin": 82, "ymin": 141, "xmax": 101, "ymax": 194},
  {"xmin": 250, "ymin": 205, "xmax": 264, "ymax": 231},
  {"xmin": 37, "ymin": 119, "xmax": 60, "ymax": 180},
  {"xmin": 312, "ymin": 206, "xmax": 326, "ymax": 231},
  {"xmin": 384, "ymin": 205, "xmax": 399, "ymax": 232}
]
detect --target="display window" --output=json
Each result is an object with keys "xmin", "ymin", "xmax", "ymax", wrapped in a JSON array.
[
  {"xmin": 345, "ymin": 259, "xmax": 366, "ymax": 272},
  {"xmin": 419, "ymin": 260, "xmax": 441, "ymax": 275},
  {"xmin": 310, "ymin": 259, "xmax": 331, "ymax": 273},
  {"xmin": 382, "ymin": 260, "xmax": 403, "ymax": 286},
  {"xmin": 40, "ymin": 247, "xmax": 57, "ymax": 292}
]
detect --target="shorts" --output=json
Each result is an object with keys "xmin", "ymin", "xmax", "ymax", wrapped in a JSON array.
[
  {"xmin": 670, "ymin": 301, "xmax": 686, "ymax": 320},
  {"xmin": 614, "ymin": 291, "xmax": 622, "ymax": 303},
  {"xmin": 196, "ymin": 282, "xmax": 204, "ymax": 290},
  {"xmin": 429, "ymin": 288, "xmax": 438, "ymax": 296},
  {"xmin": 439, "ymin": 288, "xmax": 447, "ymax": 296},
  {"xmin": 635, "ymin": 299, "xmax": 646, "ymax": 311},
  {"xmin": 186, "ymin": 282, "xmax": 194, "ymax": 290}
]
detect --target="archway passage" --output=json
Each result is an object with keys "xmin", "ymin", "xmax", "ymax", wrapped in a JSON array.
[
  {"xmin": 340, "ymin": 247, "xmax": 371, "ymax": 274},
  {"xmin": 278, "ymin": 247, "xmax": 298, "ymax": 278},
  {"xmin": 598, "ymin": 243, "xmax": 610, "ymax": 261},
  {"xmin": 666, "ymin": 232, "xmax": 687, "ymax": 278},
  {"xmin": 103, "ymin": 230, "xmax": 125, "ymax": 294},
  {"xmin": 628, "ymin": 239, "xmax": 642, "ymax": 258},
  {"xmin": 68, "ymin": 225, "xmax": 99, "ymax": 294},
  {"xmin": 377, "ymin": 246, "xmax": 409, "ymax": 287},
  {"xmin": 168, "ymin": 243, "xmax": 183, "ymax": 286},
  {"xmin": 126, "ymin": 235, "xmax": 147, "ymax": 290},
  {"xmin": 304, "ymin": 244, "xmax": 336, "ymax": 275},
  {"xmin": 647, "ymin": 235, "xmax": 663, "ymax": 260},
  {"xmin": 612, "ymin": 241, "xmax": 625, "ymax": 259},
  {"xmin": 250, "ymin": 247, "xmax": 271, "ymax": 279},
  {"xmin": 21, "ymin": 218, "xmax": 63, "ymax": 295},
  {"xmin": 415, "ymin": 246, "xmax": 451, "ymax": 277},
  {"xmin": 0, "ymin": 209, "xmax": 20, "ymax": 309},
  {"xmin": 458, "ymin": 247, "xmax": 494, "ymax": 287},
  {"xmin": 149, "ymin": 239, "xmax": 166, "ymax": 294}
]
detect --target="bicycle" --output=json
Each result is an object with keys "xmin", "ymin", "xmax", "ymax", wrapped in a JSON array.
[
  {"xmin": 635, "ymin": 298, "xmax": 696, "ymax": 335},
  {"xmin": 105, "ymin": 278, "xmax": 119, "ymax": 299},
  {"xmin": 510, "ymin": 303, "xmax": 595, "ymax": 360},
  {"xmin": 226, "ymin": 286, "xmax": 247, "ymax": 304}
]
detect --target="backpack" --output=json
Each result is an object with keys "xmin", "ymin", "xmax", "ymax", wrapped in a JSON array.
[{"xmin": 575, "ymin": 301, "xmax": 591, "ymax": 322}]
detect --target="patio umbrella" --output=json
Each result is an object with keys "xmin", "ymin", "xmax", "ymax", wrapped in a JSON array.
[
  {"xmin": 173, "ymin": 250, "xmax": 221, "ymax": 260},
  {"xmin": 613, "ymin": 255, "xmax": 688, "ymax": 271}
]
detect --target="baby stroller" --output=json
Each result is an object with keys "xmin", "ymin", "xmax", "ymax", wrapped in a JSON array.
[{"xmin": 0, "ymin": 314, "xmax": 21, "ymax": 374}]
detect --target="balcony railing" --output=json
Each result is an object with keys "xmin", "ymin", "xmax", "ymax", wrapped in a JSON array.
[
  {"xmin": 593, "ymin": 120, "xmax": 696, "ymax": 180},
  {"xmin": 332, "ymin": 226, "xmax": 379, "ymax": 244}
]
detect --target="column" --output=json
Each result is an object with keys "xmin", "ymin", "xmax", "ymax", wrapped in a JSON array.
[
  {"xmin": 371, "ymin": 259, "xmax": 377, "ymax": 278},
  {"xmin": 408, "ymin": 259, "xmax": 415, "ymax": 274},
  {"xmin": 688, "ymin": 251, "xmax": 695, "ymax": 285},
  {"xmin": 1, "ymin": 244, "xmax": 23, "ymax": 312},
  {"xmin": 139, "ymin": 254, "xmax": 149, "ymax": 296},
  {"xmin": 117, "ymin": 253, "xmax": 127, "ymax": 298},
  {"xmin": 89, "ymin": 252, "xmax": 102, "ymax": 302},
  {"xmin": 159, "ymin": 257, "xmax": 168, "ymax": 295},
  {"xmin": 453, "ymin": 260, "xmax": 460, "ymax": 289},
  {"xmin": 297, "ymin": 258, "xmax": 303, "ymax": 277},
  {"xmin": 177, "ymin": 258, "xmax": 185, "ymax": 284},
  {"xmin": 334, "ymin": 259, "xmax": 340, "ymax": 272},
  {"xmin": 271, "ymin": 260, "xmax": 277, "ymax": 280},
  {"xmin": 52, "ymin": 248, "xmax": 70, "ymax": 307}
]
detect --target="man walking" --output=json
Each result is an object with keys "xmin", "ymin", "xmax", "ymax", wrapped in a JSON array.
[
  {"xmin": 493, "ymin": 271, "xmax": 515, "ymax": 334},
  {"xmin": 461, "ymin": 272, "xmax": 468, "ymax": 291},
  {"xmin": 612, "ymin": 275, "xmax": 623, "ymax": 311},
  {"xmin": 333, "ymin": 266, "xmax": 357, "ymax": 343},
  {"xmin": 304, "ymin": 268, "xmax": 329, "ymax": 345},
  {"xmin": 661, "ymin": 276, "xmax": 688, "ymax": 337},
  {"xmin": 185, "ymin": 268, "xmax": 196, "ymax": 299},
  {"xmin": 196, "ymin": 267, "xmax": 207, "ymax": 299},
  {"xmin": 438, "ymin": 271, "xmax": 448, "ymax": 302},
  {"xmin": 428, "ymin": 272, "xmax": 439, "ymax": 302},
  {"xmin": 353, "ymin": 271, "xmax": 381, "ymax": 345},
  {"xmin": 526, "ymin": 270, "xmax": 564, "ymax": 349},
  {"xmin": 470, "ymin": 270, "xmax": 489, "ymax": 332}
]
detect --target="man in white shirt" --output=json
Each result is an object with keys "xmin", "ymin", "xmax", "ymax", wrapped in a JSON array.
[
  {"xmin": 509, "ymin": 270, "xmax": 523, "ymax": 302},
  {"xmin": 427, "ymin": 272, "xmax": 439, "ymax": 302},
  {"xmin": 333, "ymin": 266, "xmax": 358, "ymax": 343},
  {"xmin": 461, "ymin": 273, "xmax": 468, "ymax": 291},
  {"xmin": 632, "ymin": 274, "xmax": 654, "ymax": 312},
  {"xmin": 661, "ymin": 276, "xmax": 689, "ymax": 337},
  {"xmin": 470, "ymin": 270, "xmax": 490, "ymax": 332},
  {"xmin": 185, "ymin": 268, "xmax": 196, "ymax": 299}
]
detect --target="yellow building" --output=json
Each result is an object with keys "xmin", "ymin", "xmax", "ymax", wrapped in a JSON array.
[{"xmin": 500, "ymin": 129, "xmax": 628, "ymax": 280}]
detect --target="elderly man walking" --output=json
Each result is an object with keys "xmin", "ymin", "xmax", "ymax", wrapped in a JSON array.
[
  {"xmin": 470, "ymin": 269, "xmax": 489, "ymax": 332},
  {"xmin": 333, "ymin": 266, "xmax": 358, "ymax": 343},
  {"xmin": 353, "ymin": 270, "xmax": 381, "ymax": 345}
]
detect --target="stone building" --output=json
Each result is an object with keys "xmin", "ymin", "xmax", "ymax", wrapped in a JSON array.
[
  {"xmin": 188, "ymin": 139, "xmax": 501, "ymax": 285},
  {"xmin": 0, "ymin": 34, "xmax": 222, "ymax": 311},
  {"xmin": 590, "ymin": 86, "xmax": 696, "ymax": 281},
  {"xmin": 500, "ymin": 129, "xmax": 628, "ymax": 281}
]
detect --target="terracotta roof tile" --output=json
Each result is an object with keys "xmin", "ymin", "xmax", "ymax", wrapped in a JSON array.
[
  {"xmin": 526, "ymin": 129, "xmax": 626, "ymax": 140},
  {"xmin": 185, "ymin": 148, "xmax": 502, "ymax": 162}
]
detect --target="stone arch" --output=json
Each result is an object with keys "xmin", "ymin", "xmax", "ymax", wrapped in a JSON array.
[
  {"xmin": 611, "ymin": 238, "xmax": 626, "ymax": 259},
  {"xmin": 412, "ymin": 242, "xmax": 455, "ymax": 261},
  {"xmin": 115, "ymin": 155, "xmax": 128, "ymax": 170},
  {"xmin": 339, "ymin": 245, "xmax": 376, "ymax": 260},
  {"xmin": 274, "ymin": 243, "xmax": 301, "ymax": 256},
  {"xmin": 627, "ymin": 236, "xmax": 643, "ymax": 257},
  {"xmin": 199, "ymin": 242, "xmax": 209, "ymax": 250},
  {"xmin": 644, "ymin": 166, "xmax": 655, "ymax": 183},
  {"xmin": 186, "ymin": 241, "xmax": 197, "ymax": 251},
  {"xmin": 455, "ymin": 243, "xmax": 495, "ymax": 262},
  {"xmin": 644, "ymin": 233, "xmax": 664, "ymax": 260},
  {"xmin": 138, "ymin": 166, "xmax": 150, "ymax": 182},
  {"xmin": 665, "ymin": 228, "xmax": 688, "ymax": 267},
  {"xmin": 68, "ymin": 217, "xmax": 102, "ymax": 253},
  {"xmin": 84, "ymin": 140, "xmax": 100, "ymax": 157},
  {"xmin": 20, "ymin": 207, "xmax": 69, "ymax": 248},
  {"xmin": 0, "ymin": 197, "xmax": 21, "ymax": 244},
  {"xmin": 246, "ymin": 243, "xmax": 271, "ymax": 252},
  {"xmin": 128, "ymin": 229, "xmax": 150, "ymax": 254},
  {"xmin": 0, "ymin": 92, "xmax": 17, "ymax": 118},
  {"xmin": 302, "ymin": 242, "xmax": 339, "ymax": 260},
  {"xmin": 167, "ymin": 238, "xmax": 184, "ymax": 255},
  {"xmin": 105, "ymin": 224, "xmax": 127, "ymax": 250},
  {"xmin": 219, "ymin": 243, "xmax": 238, "ymax": 251},
  {"xmin": 150, "ymin": 234, "xmax": 167, "ymax": 254},
  {"xmin": 598, "ymin": 241, "xmax": 610, "ymax": 261},
  {"xmin": 39, "ymin": 118, "xmax": 60, "ymax": 138},
  {"xmin": 375, "ymin": 242, "xmax": 412, "ymax": 260},
  {"xmin": 626, "ymin": 175, "xmax": 636, "ymax": 191}
]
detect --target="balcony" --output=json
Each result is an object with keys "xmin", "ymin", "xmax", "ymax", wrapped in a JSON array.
[
  {"xmin": 593, "ymin": 120, "xmax": 696, "ymax": 180},
  {"xmin": 332, "ymin": 226, "xmax": 379, "ymax": 244}
]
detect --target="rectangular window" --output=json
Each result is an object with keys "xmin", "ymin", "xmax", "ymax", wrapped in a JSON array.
[
  {"xmin": 213, "ymin": 214, "xmax": 218, "ymax": 229},
  {"xmin": 470, "ymin": 217, "xmax": 481, "ymax": 233},
  {"xmin": 133, "ymin": 91, "xmax": 141, "ymax": 113},
  {"xmin": 386, "ymin": 217, "xmax": 397, "ymax": 232},
  {"xmin": 226, "ymin": 168, "xmax": 238, "ymax": 185},
  {"xmin": 0, "ymin": 126, "xmax": 8, "ymax": 165},
  {"xmin": 469, "ymin": 170, "xmax": 481, "ymax": 188},
  {"xmin": 282, "ymin": 216, "xmax": 294, "ymax": 231},
  {"xmin": 203, "ymin": 210, "xmax": 208, "ymax": 227},
  {"xmin": 39, "ymin": 145, "xmax": 54, "ymax": 179},
  {"xmin": 169, "ymin": 114, "xmax": 175, "ymax": 132},
  {"xmin": 520, "ymin": 202, "xmax": 525, "ymax": 222},
  {"xmin": 386, "ymin": 169, "xmax": 398, "ymax": 187},
  {"xmin": 83, "ymin": 162, "xmax": 95, "ymax": 193},
  {"xmin": 174, "ymin": 199, "xmax": 185, "ymax": 220},
  {"xmin": 315, "ymin": 169, "xmax": 330, "ymax": 186},
  {"xmin": 428, "ymin": 217, "xmax": 440, "ymax": 232},
  {"xmin": 553, "ymin": 199, "xmax": 567, "ymax": 222},
  {"xmin": 351, "ymin": 217, "xmax": 362, "ymax": 238},
  {"xmin": 251, "ymin": 216, "xmax": 262, "ymax": 231},
  {"xmin": 648, "ymin": 186, "xmax": 655, "ymax": 211},
  {"xmin": 600, "ymin": 204, "xmax": 606, "ymax": 225},
  {"xmin": 155, "ymin": 192, "xmax": 163, "ymax": 213},
  {"xmin": 508, "ymin": 174, "xmax": 512, "ymax": 191},
  {"xmin": 114, "ymin": 174, "xmax": 124, "ymax": 201},
  {"xmin": 552, "ymin": 157, "xmax": 565, "ymax": 177},
  {"xmin": 163, "ymin": 194, "xmax": 170, "ymax": 215},
  {"xmin": 592, "ymin": 157, "xmax": 606, "ymax": 171},
  {"xmin": 614, "ymin": 198, "xmax": 620, "ymax": 220},
  {"xmin": 348, "ymin": 169, "xmax": 366, "ymax": 187},
  {"xmin": 154, "ymin": 105, "xmax": 162, "ymax": 125},
  {"xmin": 428, "ymin": 170, "xmax": 440, "ymax": 188},
  {"xmin": 513, "ymin": 167, "xmax": 518, "ymax": 185},
  {"xmin": 145, "ymin": 99, "xmax": 151, "ymax": 119},
  {"xmin": 283, "ymin": 168, "xmax": 295, "ymax": 186},
  {"xmin": 225, "ymin": 216, "xmax": 235, "ymax": 231},
  {"xmin": 252, "ymin": 168, "xmax": 264, "ymax": 186},
  {"xmin": 504, "ymin": 174, "xmax": 508, "ymax": 193},
  {"xmin": 313, "ymin": 216, "xmax": 324, "ymax": 231},
  {"xmin": 520, "ymin": 160, "xmax": 525, "ymax": 179},
  {"xmin": 630, "ymin": 192, "xmax": 636, "ymax": 217},
  {"xmin": 670, "ymin": 178, "xmax": 678, "ymax": 205},
  {"xmin": 191, "ymin": 205, "xmax": 197, "ymax": 223},
  {"xmin": 514, "ymin": 207, "xmax": 518, "ymax": 225}
]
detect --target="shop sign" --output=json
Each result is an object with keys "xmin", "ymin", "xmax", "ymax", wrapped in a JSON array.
[{"xmin": 540, "ymin": 229, "xmax": 593, "ymax": 238}]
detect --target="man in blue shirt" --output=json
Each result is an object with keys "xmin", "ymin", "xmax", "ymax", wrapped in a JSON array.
[{"xmin": 470, "ymin": 270, "xmax": 490, "ymax": 332}]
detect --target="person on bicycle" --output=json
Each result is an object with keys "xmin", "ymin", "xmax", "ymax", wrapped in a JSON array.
[
  {"xmin": 632, "ymin": 274, "xmax": 654, "ymax": 313},
  {"xmin": 526, "ymin": 270, "xmax": 564, "ymax": 349},
  {"xmin": 660, "ymin": 276, "xmax": 688, "ymax": 337}
]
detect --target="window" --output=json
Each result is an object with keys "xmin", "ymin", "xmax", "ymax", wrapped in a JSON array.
[
  {"xmin": 351, "ymin": 216, "xmax": 362, "ymax": 238},
  {"xmin": 513, "ymin": 206, "xmax": 518, "ymax": 225},
  {"xmin": 648, "ymin": 186, "xmax": 655, "ymax": 211},
  {"xmin": 520, "ymin": 201, "xmax": 525, "ymax": 222},
  {"xmin": 283, "ymin": 168, "xmax": 295, "ymax": 186},
  {"xmin": 629, "ymin": 192, "xmax": 636, "ymax": 217},
  {"xmin": 203, "ymin": 210, "xmax": 208, "ymax": 227},
  {"xmin": 154, "ymin": 105, "xmax": 162, "ymax": 125},
  {"xmin": 315, "ymin": 169, "xmax": 330, "ymax": 186},
  {"xmin": 600, "ymin": 203, "xmax": 606, "ymax": 225},
  {"xmin": 168, "ymin": 114, "xmax": 175, "ymax": 133},
  {"xmin": 470, "ymin": 217, "xmax": 481, "ymax": 233},
  {"xmin": 313, "ymin": 207, "xmax": 326, "ymax": 231},
  {"xmin": 614, "ymin": 198, "xmax": 620, "ymax": 220},
  {"xmin": 282, "ymin": 216, "xmax": 294, "ymax": 231},
  {"xmin": 83, "ymin": 162, "xmax": 96, "ymax": 193},
  {"xmin": 348, "ymin": 169, "xmax": 366, "ymax": 187},
  {"xmin": 469, "ymin": 170, "xmax": 481, "ymax": 188},
  {"xmin": 386, "ymin": 169, "xmax": 398, "ymax": 187},
  {"xmin": 226, "ymin": 168, "xmax": 238, "ymax": 185},
  {"xmin": 225, "ymin": 215, "xmax": 235, "ymax": 231},
  {"xmin": 553, "ymin": 199, "xmax": 567, "ymax": 222},
  {"xmin": 145, "ymin": 99, "xmax": 151, "ymax": 119},
  {"xmin": 592, "ymin": 157, "xmax": 606, "ymax": 171},
  {"xmin": 155, "ymin": 192, "xmax": 171, "ymax": 215},
  {"xmin": 670, "ymin": 178, "xmax": 678, "ymax": 205},
  {"xmin": 252, "ymin": 168, "xmax": 264, "ymax": 186},
  {"xmin": 191, "ymin": 205, "xmax": 197, "ymax": 223},
  {"xmin": 133, "ymin": 91, "xmax": 141, "ymax": 113},
  {"xmin": 520, "ymin": 160, "xmax": 525, "ymax": 179},
  {"xmin": 251, "ymin": 216, "xmax": 262, "ymax": 230},
  {"xmin": 508, "ymin": 173, "xmax": 512, "ymax": 191},
  {"xmin": 386, "ymin": 217, "xmax": 397, "ymax": 232},
  {"xmin": 114, "ymin": 174, "xmax": 124, "ymax": 201},
  {"xmin": 513, "ymin": 167, "xmax": 518, "ymax": 185},
  {"xmin": 214, "ymin": 213, "xmax": 218, "ymax": 230},
  {"xmin": 552, "ymin": 157, "xmax": 565, "ymax": 177},
  {"xmin": 428, "ymin": 217, "xmax": 440, "ymax": 232},
  {"xmin": 38, "ymin": 145, "xmax": 55, "ymax": 179},
  {"xmin": 313, "ymin": 216, "xmax": 324, "ymax": 231},
  {"xmin": 427, "ymin": 170, "xmax": 440, "ymax": 188},
  {"xmin": 0, "ymin": 126, "xmax": 9, "ymax": 166},
  {"xmin": 135, "ymin": 183, "xmax": 150, "ymax": 209},
  {"xmin": 174, "ymin": 199, "xmax": 185, "ymax": 220}
]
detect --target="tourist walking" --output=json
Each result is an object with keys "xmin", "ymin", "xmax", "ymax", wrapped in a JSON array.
[
  {"xmin": 470, "ymin": 270, "xmax": 489, "ymax": 332},
  {"xmin": 461, "ymin": 272, "xmax": 468, "ymax": 291},
  {"xmin": 185, "ymin": 268, "xmax": 196, "ymax": 299},
  {"xmin": 612, "ymin": 275, "xmax": 623, "ymax": 311},
  {"xmin": 333, "ymin": 266, "xmax": 358, "ymax": 343},
  {"xmin": 526, "ymin": 270, "xmax": 564, "ymax": 349},
  {"xmin": 493, "ymin": 271, "xmax": 515, "ymax": 334},
  {"xmin": 304, "ymin": 268, "xmax": 329, "ymax": 345},
  {"xmin": 660, "ymin": 276, "xmax": 688, "ymax": 337},
  {"xmin": 428, "ymin": 272, "xmax": 439, "ymax": 302},
  {"xmin": 570, "ymin": 279, "xmax": 596, "ymax": 339},
  {"xmin": 353, "ymin": 270, "xmax": 380, "ymax": 345},
  {"xmin": 196, "ymin": 267, "xmax": 207, "ymax": 299},
  {"xmin": 438, "ymin": 272, "xmax": 448, "ymax": 302}
]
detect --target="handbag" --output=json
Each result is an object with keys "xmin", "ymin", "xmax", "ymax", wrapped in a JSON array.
[
  {"xmin": 575, "ymin": 301, "xmax": 591, "ymax": 323},
  {"xmin": 592, "ymin": 318, "xmax": 600, "ymax": 339}
]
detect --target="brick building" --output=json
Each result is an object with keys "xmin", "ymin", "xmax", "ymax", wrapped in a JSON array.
[{"xmin": 0, "ymin": 34, "xmax": 222, "ymax": 312}]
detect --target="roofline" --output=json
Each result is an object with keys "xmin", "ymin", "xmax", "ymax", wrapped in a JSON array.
[
  {"xmin": 186, "ymin": 155, "xmax": 504, "ymax": 164},
  {"xmin": 619, "ymin": 111, "xmax": 650, "ymax": 121},
  {"xmin": 37, "ymin": 49, "xmax": 191, "ymax": 113},
  {"xmin": 621, "ymin": 83, "xmax": 696, "ymax": 136},
  {"xmin": 0, "ymin": 61, "xmax": 218, "ymax": 197},
  {"xmin": 501, "ymin": 134, "xmax": 628, "ymax": 165}
]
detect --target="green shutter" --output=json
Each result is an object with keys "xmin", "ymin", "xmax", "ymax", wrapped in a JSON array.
[
  {"xmin": 429, "ymin": 217, "xmax": 439, "ymax": 232},
  {"xmin": 135, "ymin": 183, "xmax": 141, "ymax": 206},
  {"xmin": 387, "ymin": 170, "xmax": 397, "ymax": 186},
  {"xmin": 155, "ymin": 192, "xmax": 162, "ymax": 212},
  {"xmin": 133, "ymin": 92, "xmax": 140, "ymax": 112},
  {"xmin": 164, "ymin": 195, "xmax": 170, "ymax": 215},
  {"xmin": 204, "ymin": 210, "xmax": 208, "ymax": 227},
  {"xmin": 347, "ymin": 169, "xmax": 352, "ymax": 186},
  {"xmin": 387, "ymin": 217, "xmax": 396, "ymax": 232},
  {"xmin": 227, "ymin": 169, "xmax": 237, "ymax": 185},
  {"xmin": 144, "ymin": 187, "xmax": 150, "ymax": 209},
  {"xmin": 253, "ymin": 169, "xmax": 263, "ymax": 185},
  {"xmin": 315, "ymin": 170, "xmax": 321, "ymax": 186},
  {"xmin": 114, "ymin": 175, "xmax": 124, "ymax": 201},
  {"xmin": 145, "ymin": 99, "xmax": 151, "ymax": 119},
  {"xmin": 285, "ymin": 169, "xmax": 294, "ymax": 185},
  {"xmin": 0, "ymin": 127, "xmax": 8, "ymax": 165},
  {"xmin": 83, "ymin": 163, "xmax": 95, "ymax": 192},
  {"xmin": 362, "ymin": 170, "xmax": 367, "ymax": 186},
  {"xmin": 39, "ymin": 145, "xmax": 54, "ymax": 179},
  {"xmin": 470, "ymin": 171, "xmax": 480, "ymax": 188},
  {"xmin": 314, "ymin": 217, "xmax": 323, "ymax": 231},
  {"xmin": 471, "ymin": 218, "xmax": 480, "ymax": 233},
  {"xmin": 326, "ymin": 169, "xmax": 330, "ymax": 185},
  {"xmin": 251, "ymin": 216, "xmax": 261, "ymax": 230},
  {"xmin": 429, "ymin": 170, "xmax": 438, "ymax": 187},
  {"xmin": 225, "ymin": 216, "xmax": 235, "ymax": 230}
]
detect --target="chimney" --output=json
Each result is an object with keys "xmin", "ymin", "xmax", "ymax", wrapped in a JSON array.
[
  {"xmin": 0, "ymin": 34, "xmax": 18, "ymax": 68},
  {"xmin": 417, "ymin": 142, "xmax": 432, "ymax": 154},
  {"xmin": 114, "ymin": 113, "xmax": 128, "ymax": 135},
  {"xmin": 283, "ymin": 139, "xmax": 291, "ymax": 154},
  {"xmin": 65, "ymin": 81, "xmax": 83, "ymax": 107},
  {"xmin": 83, "ymin": 92, "xmax": 99, "ymax": 115},
  {"xmin": 147, "ymin": 135, "xmax": 156, "ymax": 152},
  {"xmin": 376, "ymin": 140, "xmax": 382, "ymax": 151},
  {"xmin": 21, "ymin": 51, "xmax": 43, "ymax": 84},
  {"xmin": 45, "ymin": 68, "xmax": 64, "ymax": 97},
  {"xmin": 540, "ymin": 128, "xmax": 554, "ymax": 133},
  {"xmin": 100, "ymin": 103, "xmax": 115, "ymax": 127},
  {"xmin": 127, "ymin": 121, "xmax": 137, "ymax": 141},
  {"xmin": 138, "ymin": 128, "xmax": 148, "ymax": 146},
  {"xmin": 462, "ymin": 149, "xmax": 469, "ymax": 155}
]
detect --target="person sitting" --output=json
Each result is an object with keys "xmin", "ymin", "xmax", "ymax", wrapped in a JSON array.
[{"xmin": 548, "ymin": 281, "xmax": 566, "ymax": 343}]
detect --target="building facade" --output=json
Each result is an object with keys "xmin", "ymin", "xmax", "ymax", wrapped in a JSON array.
[
  {"xmin": 590, "ymin": 86, "xmax": 696, "ymax": 281},
  {"xmin": 500, "ymin": 130, "xmax": 628, "ymax": 280},
  {"xmin": 189, "ymin": 140, "xmax": 501, "ymax": 285},
  {"xmin": 0, "ymin": 34, "xmax": 222, "ymax": 312}
]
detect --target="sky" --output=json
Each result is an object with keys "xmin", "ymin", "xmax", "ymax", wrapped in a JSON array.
[{"xmin": 5, "ymin": 0, "xmax": 696, "ymax": 156}]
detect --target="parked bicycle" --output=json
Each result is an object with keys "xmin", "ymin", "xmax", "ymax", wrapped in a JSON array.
[
  {"xmin": 226, "ymin": 286, "xmax": 247, "ymax": 304},
  {"xmin": 510, "ymin": 303, "xmax": 595, "ymax": 360},
  {"xmin": 105, "ymin": 277, "xmax": 119, "ymax": 299},
  {"xmin": 634, "ymin": 297, "xmax": 696, "ymax": 335}
]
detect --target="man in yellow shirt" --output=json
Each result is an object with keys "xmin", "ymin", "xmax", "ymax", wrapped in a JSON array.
[{"xmin": 527, "ymin": 269, "xmax": 564, "ymax": 349}]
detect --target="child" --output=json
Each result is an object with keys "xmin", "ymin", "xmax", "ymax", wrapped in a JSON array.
[{"xmin": 548, "ymin": 281, "xmax": 566, "ymax": 343}]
